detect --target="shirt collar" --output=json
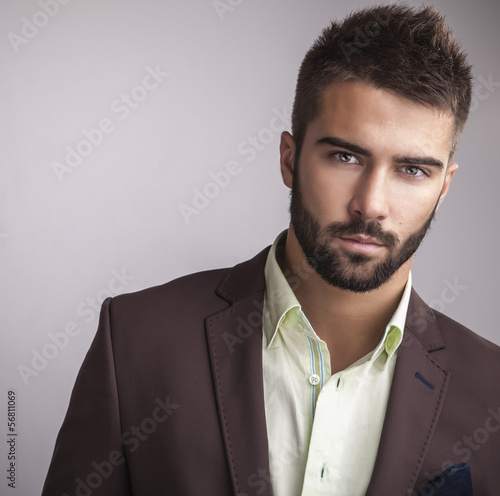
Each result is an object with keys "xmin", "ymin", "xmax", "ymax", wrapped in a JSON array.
[
  {"xmin": 263, "ymin": 230, "xmax": 300, "ymax": 348},
  {"xmin": 263, "ymin": 229, "xmax": 411, "ymax": 358},
  {"xmin": 371, "ymin": 271, "xmax": 411, "ymax": 361}
]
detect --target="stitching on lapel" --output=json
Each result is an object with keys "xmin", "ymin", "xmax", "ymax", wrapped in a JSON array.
[
  {"xmin": 207, "ymin": 305, "xmax": 242, "ymax": 495},
  {"xmin": 408, "ymin": 347, "xmax": 450, "ymax": 492}
]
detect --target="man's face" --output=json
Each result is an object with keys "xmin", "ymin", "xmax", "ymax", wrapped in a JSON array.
[{"xmin": 281, "ymin": 81, "xmax": 457, "ymax": 293}]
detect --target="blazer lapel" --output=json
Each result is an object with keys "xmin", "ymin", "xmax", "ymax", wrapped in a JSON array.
[
  {"xmin": 206, "ymin": 247, "xmax": 273, "ymax": 496},
  {"xmin": 366, "ymin": 290, "xmax": 451, "ymax": 496}
]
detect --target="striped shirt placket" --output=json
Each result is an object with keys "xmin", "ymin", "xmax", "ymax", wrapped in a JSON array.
[{"xmin": 306, "ymin": 335, "xmax": 325, "ymax": 419}]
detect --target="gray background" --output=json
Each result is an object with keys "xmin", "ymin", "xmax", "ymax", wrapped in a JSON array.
[{"xmin": 0, "ymin": 0, "xmax": 498, "ymax": 493}]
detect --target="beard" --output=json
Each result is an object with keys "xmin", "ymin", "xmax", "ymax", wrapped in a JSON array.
[{"xmin": 289, "ymin": 167, "xmax": 438, "ymax": 293}]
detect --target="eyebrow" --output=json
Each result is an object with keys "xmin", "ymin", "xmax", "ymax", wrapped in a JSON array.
[
  {"xmin": 316, "ymin": 136, "xmax": 371, "ymax": 157},
  {"xmin": 315, "ymin": 136, "xmax": 444, "ymax": 169},
  {"xmin": 392, "ymin": 156, "xmax": 444, "ymax": 169}
]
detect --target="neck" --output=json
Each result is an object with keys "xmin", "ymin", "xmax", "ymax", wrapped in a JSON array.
[{"xmin": 279, "ymin": 226, "xmax": 410, "ymax": 372}]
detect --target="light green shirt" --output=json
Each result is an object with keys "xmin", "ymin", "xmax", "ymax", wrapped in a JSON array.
[{"xmin": 262, "ymin": 230, "xmax": 411, "ymax": 496}]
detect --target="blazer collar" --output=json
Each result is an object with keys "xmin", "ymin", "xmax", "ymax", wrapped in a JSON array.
[
  {"xmin": 404, "ymin": 288, "xmax": 446, "ymax": 352},
  {"xmin": 215, "ymin": 246, "xmax": 270, "ymax": 304}
]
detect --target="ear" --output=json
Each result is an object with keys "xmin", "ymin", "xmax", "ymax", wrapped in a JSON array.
[
  {"xmin": 437, "ymin": 162, "xmax": 458, "ymax": 208},
  {"xmin": 279, "ymin": 131, "xmax": 296, "ymax": 189}
]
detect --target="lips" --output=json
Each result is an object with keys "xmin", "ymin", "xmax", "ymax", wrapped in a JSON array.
[
  {"xmin": 341, "ymin": 234, "xmax": 383, "ymax": 246},
  {"xmin": 338, "ymin": 234, "xmax": 385, "ymax": 255}
]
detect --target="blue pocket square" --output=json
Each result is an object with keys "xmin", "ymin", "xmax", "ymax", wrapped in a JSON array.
[{"xmin": 418, "ymin": 463, "xmax": 473, "ymax": 496}]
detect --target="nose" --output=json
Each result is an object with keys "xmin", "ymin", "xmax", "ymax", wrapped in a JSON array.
[{"xmin": 347, "ymin": 168, "xmax": 390, "ymax": 221}]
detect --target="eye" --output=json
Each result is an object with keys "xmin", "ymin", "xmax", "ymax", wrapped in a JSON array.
[
  {"xmin": 402, "ymin": 165, "xmax": 427, "ymax": 177},
  {"xmin": 331, "ymin": 152, "xmax": 360, "ymax": 164}
]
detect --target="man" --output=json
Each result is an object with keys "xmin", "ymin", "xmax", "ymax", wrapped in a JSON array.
[{"xmin": 42, "ymin": 4, "xmax": 500, "ymax": 496}]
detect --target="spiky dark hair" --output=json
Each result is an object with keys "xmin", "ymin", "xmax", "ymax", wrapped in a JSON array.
[{"xmin": 291, "ymin": 4, "xmax": 472, "ymax": 158}]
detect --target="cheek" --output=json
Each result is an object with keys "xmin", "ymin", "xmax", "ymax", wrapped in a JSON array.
[
  {"xmin": 300, "ymin": 166, "xmax": 352, "ymax": 220},
  {"xmin": 391, "ymin": 188, "xmax": 439, "ymax": 234}
]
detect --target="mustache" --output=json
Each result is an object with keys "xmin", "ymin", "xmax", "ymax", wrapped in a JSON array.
[{"xmin": 325, "ymin": 218, "xmax": 399, "ymax": 247}]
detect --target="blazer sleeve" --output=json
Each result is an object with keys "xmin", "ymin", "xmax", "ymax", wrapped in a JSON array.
[{"xmin": 41, "ymin": 297, "xmax": 133, "ymax": 496}]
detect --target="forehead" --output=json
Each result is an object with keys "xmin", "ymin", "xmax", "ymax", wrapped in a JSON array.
[{"xmin": 308, "ymin": 81, "xmax": 455, "ymax": 161}]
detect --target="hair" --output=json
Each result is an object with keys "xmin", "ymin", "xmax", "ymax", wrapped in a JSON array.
[{"xmin": 291, "ymin": 4, "xmax": 473, "ymax": 159}]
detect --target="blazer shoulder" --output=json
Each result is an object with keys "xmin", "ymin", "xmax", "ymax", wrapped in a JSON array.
[
  {"xmin": 110, "ymin": 267, "xmax": 232, "ymax": 318},
  {"xmin": 431, "ymin": 308, "xmax": 500, "ymax": 378},
  {"xmin": 407, "ymin": 288, "xmax": 500, "ymax": 361},
  {"xmin": 434, "ymin": 308, "xmax": 500, "ymax": 356},
  {"xmin": 108, "ymin": 244, "xmax": 271, "ymax": 317}
]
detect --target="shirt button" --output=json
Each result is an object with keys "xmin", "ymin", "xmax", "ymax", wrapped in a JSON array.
[
  {"xmin": 296, "ymin": 323, "xmax": 303, "ymax": 331},
  {"xmin": 309, "ymin": 374, "xmax": 320, "ymax": 386}
]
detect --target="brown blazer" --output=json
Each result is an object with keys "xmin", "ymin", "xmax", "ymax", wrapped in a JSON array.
[{"xmin": 42, "ymin": 246, "xmax": 500, "ymax": 496}]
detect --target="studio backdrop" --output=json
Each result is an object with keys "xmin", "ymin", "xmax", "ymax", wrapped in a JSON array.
[{"xmin": 0, "ymin": 0, "xmax": 499, "ymax": 493}]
